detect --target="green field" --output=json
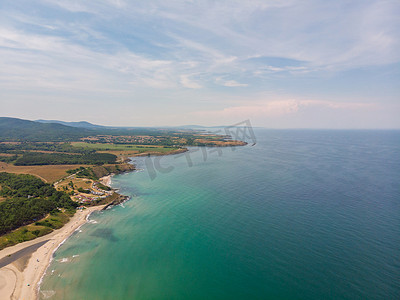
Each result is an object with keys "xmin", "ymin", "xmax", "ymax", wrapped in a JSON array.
[{"xmin": 71, "ymin": 142, "xmax": 180, "ymax": 153}]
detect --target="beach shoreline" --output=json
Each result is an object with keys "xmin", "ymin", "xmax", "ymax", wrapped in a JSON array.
[
  {"xmin": 1, "ymin": 154, "xmax": 184, "ymax": 299},
  {"xmin": 0, "ymin": 205, "xmax": 105, "ymax": 300},
  {"xmin": 99, "ymin": 174, "xmax": 112, "ymax": 187},
  {"xmin": 0, "ymin": 167, "xmax": 132, "ymax": 300}
]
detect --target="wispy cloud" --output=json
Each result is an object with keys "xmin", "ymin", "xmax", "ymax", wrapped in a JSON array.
[
  {"xmin": 0, "ymin": 27, "xmax": 177, "ymax": 91},
  {"xmin": 300, "ymin": 100, "xmax": 375, "ymax": 110},
  {"xmin": 194, "ymin": 99, "xmax": 375, "ymax": 119},
  {"xmin": 215, "ymin": 77, "xmax": 248, "ymax": 87},
  {"xmin": 0, "ymin": 0, "xmax": 398, "ymax": 127},
  {"xmin": 180, "ymin": 74, "xmax": 202, "ymax": 89},
  {"xmin": 2, "ymin": 0, "xmax": 399, "ymax": 89}
]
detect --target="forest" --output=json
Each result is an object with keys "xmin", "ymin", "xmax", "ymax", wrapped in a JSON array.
[
  {"xmin": 0, "ymin": 172, "xmax": 77, "ymax": 235},
  {"xmin": 14, "ymin": 152, "xmax": 117, "ymax": 166}
]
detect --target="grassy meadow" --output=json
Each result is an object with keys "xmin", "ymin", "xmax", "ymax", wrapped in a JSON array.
[{"xmin": 71, "ymin": 142, "xmax": 180, "ymax": 153}]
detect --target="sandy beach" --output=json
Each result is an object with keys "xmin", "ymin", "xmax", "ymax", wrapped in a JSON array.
[
  {"xmin": 99, "ymin": 174, "xmax": 112, "ymax": 187},
  {"xmin": 0, "ymin": 205, "xmax": 105, "ymax": 300}
]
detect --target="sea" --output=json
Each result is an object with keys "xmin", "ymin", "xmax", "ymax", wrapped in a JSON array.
[{"xmin": 39, "ymin": 129, "xmax": 400, "ymax": 300}]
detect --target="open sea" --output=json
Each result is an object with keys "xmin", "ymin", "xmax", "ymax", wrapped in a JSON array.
[{"xmin": 39, "ymin": 129, "xmax": 400, "ymax": 299}]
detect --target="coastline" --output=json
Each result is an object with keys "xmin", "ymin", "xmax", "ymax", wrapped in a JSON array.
[
  {"xmin": 99, "ymin": 174, "xmax": 112, "ymax": 187},
  {"xmin": 0, "ymin": 164, "xmax": 134, "ymax": 300},
  {"xmin": 0, "ymin": 205, "xmax": 105, "ymax": 300},
  {"xmin": 0, "ymin": 148, "xmax": 238, "ymax": 299}
]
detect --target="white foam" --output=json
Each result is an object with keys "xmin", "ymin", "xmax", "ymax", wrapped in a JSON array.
[
  {"xmin": 38, "ymin": 210, "xmax": 96, "ymax": 295},
  {"xmin": 40, "ymin": 290, "xmax": 56, "ymax": 299}
]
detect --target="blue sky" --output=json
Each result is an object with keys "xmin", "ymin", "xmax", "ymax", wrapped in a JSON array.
[{"xmin": 1, "ymin": 0, "xmax": 399, "ymax": 128}]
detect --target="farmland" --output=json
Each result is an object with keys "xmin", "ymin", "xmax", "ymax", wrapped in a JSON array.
[
  {"xmin": 71, "ymin": 142, "xmax": 180, "ymax": 153},
  {"xmin": 0, "ymin": 162, "xmax": 90, "ymax": 183}
]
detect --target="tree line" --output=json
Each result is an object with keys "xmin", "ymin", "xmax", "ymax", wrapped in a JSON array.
[{"xmin": 14, "ymin": 152, "xmax": 117, "ymax": 166}]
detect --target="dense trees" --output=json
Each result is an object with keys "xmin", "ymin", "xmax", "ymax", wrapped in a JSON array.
[
  {"xmin": 14, "ymin": 152, "xmax": 117, "ymax": 166},
  {"xmin": 67, "ymin": 167, "xmax": 98, "ymax": 179},
  {"xmin": 0, "ymin": 172, "xmax": 77, "ymax": 235},
  {"xmin": 0, "ymin": 117, "xmax": 92, "ymax": 142},
  {"xmin": 0, "ymin": 155, "xmax": 18, "ymax": 164},
  {"xmin": 0, "ymin": 142, "xmax": 117, "ymax": 166},
  {"xmin": 0, "ymin": 142, "xmax": 93, "ymax": 154}
]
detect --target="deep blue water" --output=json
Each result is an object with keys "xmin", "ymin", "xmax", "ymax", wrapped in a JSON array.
[{"xmin": 40, "ymin": 129, "xmax": 400, "ymax": 299}]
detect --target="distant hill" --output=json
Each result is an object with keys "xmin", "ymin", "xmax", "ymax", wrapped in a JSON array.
[
  {"xmin": 0, "ymin": 117, "xmax": 222, "ymax": 142},
  {"xmin": 176, "ymin": 125, "xmax": 207, "ymax": 129},
  {"xmin": 0, "ymin": 117, "xmax": 175, "ymax": 141},
  {"xmin": 35, "ymin": 119, "xmax": 106, "ymax": 129},
  {"xmin": 0, "ymin": 117, "xmax": 94, "ymax": 141}
]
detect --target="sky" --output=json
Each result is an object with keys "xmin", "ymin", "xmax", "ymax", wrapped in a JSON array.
[{"xmin": 1, "ymin": 0, "xmax": 399, "ymax": 128}]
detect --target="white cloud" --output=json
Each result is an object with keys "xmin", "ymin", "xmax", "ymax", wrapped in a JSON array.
[
  {"xmin": 215, "ymin": 77, "xmax": 248, "ymax": 87},
  {"xmin": 41, "ymin": 0, "xmax": 94, "ymax": 13},
  {"xmin": 193, "ymin": 100, "xmax": 299, "ymax": 120},
  {"xmin": 194, "ymin": 99, "xmax": 375, "ymax": 119},
  {"xmin": 0, "ymin": 27, "xmax": 179, "ymax": 91},
  {"xmin": 223, "ymin": 80, "xmax": 248, "ymax": 87},
  {"xmin": 180, "ymin": 74, "xmax": 202, "ymax": 89},
  {"xmin": 0, "ymin": 0, "xmax": 398, "ymax": 127},
  {"xmin": 300, "ymin": 100, "xmax": 374, "ymax": 109},
  {"xmin": 32, "ymin": 0, "xmax": 400, "ymax": 72}
]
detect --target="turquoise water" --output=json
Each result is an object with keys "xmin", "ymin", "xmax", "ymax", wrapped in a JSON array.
[{"xmin": 40, "ymin": 130, "xmax": 400, "ymax": 299}]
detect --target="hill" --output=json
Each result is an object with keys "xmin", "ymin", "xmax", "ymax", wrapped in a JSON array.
[
  {"xmin": 35, "ymin": 119, "xmax": 106, "ymax": 129},
  {"xmin": 0, "ymin": 117, "xmax": 94, "ymax": 142},
  {"xmin": 0, "ymin": 117, "xmax": 186, "ymax": 140}
]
